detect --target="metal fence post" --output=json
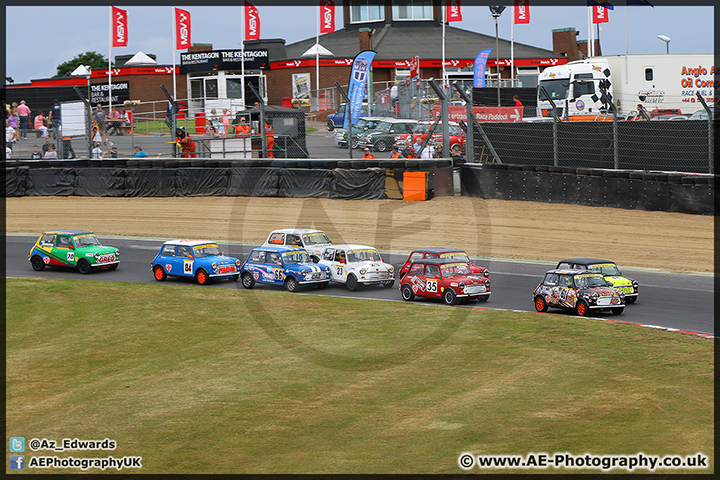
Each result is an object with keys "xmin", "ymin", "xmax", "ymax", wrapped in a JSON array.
[
  {"xmin": 453, "ymin": 82, "xmax": 473, "ymax": 162},
  {"xmin": 695, "ymin": 92, "xmax": 713, "ymax": 174}
]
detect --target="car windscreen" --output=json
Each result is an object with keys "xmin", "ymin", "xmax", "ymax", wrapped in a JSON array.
[
  {"xmin": 440, "ymin": 263, "xmax": 473, "ymax": 277},
  {"xmin": 588, "ymin": 263, "xmax": 620, "ymax": 276},
  {"xmin": 439, "ymin": 252, "xmax": 470, "ymax": 263},
  {"xmin": 73, "ymin": 234, "xmax": 101, "ymax": 247},
  {"xmin": 374, "ymin": 122, "xmax": 392, "ymax": 133},
  {"xmin": 282, "ymin": 251, "xmax": 310, "ymax": 264},
  {"xmin": 193, "ymin": 244, "xmax": 222, "ymax": 258},
  {"xmin": 347, "ymin": 249, "xmax": 381, "ymax": 263},
  {"xmin": 302, "ymin": 232, "xmax": 330, "ymax": 245},
  {"xmin": 539, "ymin": 79, "xmax": 569, "ymax": 101},
  {"xmin": 575, "ymin": 274, "xmax": 610, "ymax": 288}
]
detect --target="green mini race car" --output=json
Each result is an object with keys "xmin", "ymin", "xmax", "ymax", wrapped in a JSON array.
[
  {"xmin": 556, "ymin": 258, "xmax": 638, "ymax": 304},
  {"xmin": 28, "ymin": 230, "xmax": 119, "ymax": 274}
]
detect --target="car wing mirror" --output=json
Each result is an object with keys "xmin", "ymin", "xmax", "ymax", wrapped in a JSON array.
[
  {"xmin": 435, "ymin": 275, "xmax": 440, "ymax": 279},
  {"xmin": 187, "ymin": 254, "xmax": 193, "ymax": 259},
  {"xmin": 69, "ymin": 245, "xmax": 74, "ymax": 249}
]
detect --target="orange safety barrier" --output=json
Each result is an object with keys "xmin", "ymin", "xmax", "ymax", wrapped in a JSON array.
[{"xmin": 403, "ymin": 171, "xmax": 427, "ymax": 201}]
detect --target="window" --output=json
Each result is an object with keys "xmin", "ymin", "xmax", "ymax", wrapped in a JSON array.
[
  {"xmin": 267, "ymin": 252, "xmax": 282, "ymax": 265},
  {"xmin": 249, "ymin": 250, "xmax": 266, "ymax": 263},
  {"xmin": 425, "ymin": 264, "xmax": 440, "ymax": 277},
  {"xmin": 56, "ymin": 236, "xmax": 72, "ymax": 248},
  {"xmin": 544, "ymin": 274, "xmax": 558, "ymax": 286},
  {"xmin": 350, "ymin": 0, "xmax": 384, "ymax": 23},
  {"xmin": 227, "ymin": 78, "xmax": 244, "ymax": 99},
  {"xmin": 573, "ymin": 73, "xmax": 595, "ymax": 96},
  {"xmin": 408, "ymin": 263, "xmax": 424, "ymax": 276},
  {"xmin": 39, "ymin": 235, "xmax": 55, "ymax": 248},
  {"xmin": 323, "ymin": 249, "xmax": 335, "ymax": 261},
  {"xmin": 645, "ymin": 68, "xmax": 653, "ymax": 82},
  {"xmin": 516, "ymin": 67, "xmax": 539, "ymax": 88},
  {"xmin": 267, "ymin": 233, "xmax": 284, "ymax": 245},
  {"xmin": 178, "ymin": 246, "xmax": 193, "ymax": 258},
  {"xmin": 286, "ymin": 234, "xmax": 302, "ymax": 246},
  {"xmin": 392, "ymin": 0, "xmax": 433, "ymax": 20},
  {"xmin": 409, "ymin": 252, "xmax": 424, "ymax": 261},
  {"xmin": 161, "ymin": 244, "xmax": 176, "ymax": 256}
]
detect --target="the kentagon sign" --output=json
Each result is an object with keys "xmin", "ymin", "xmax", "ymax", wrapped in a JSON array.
[{"xmin": 180, "ymin": 49, "xmax": 269, "ymax": 72}]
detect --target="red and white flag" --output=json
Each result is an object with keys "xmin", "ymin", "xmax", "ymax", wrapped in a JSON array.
[
  {"xmin": 514, "ymin": 0, "xmax": 530, "ymax": 24},
  {"xmin": 319, "ymin": 0, "xmax": 335, "ymax": 34},
  {"xmin": 175, "ymin": 7, "xmax": 191, "ymax": 49},
  {"xmin": 446, "ymin": 0, "xmax": 462, "ymax": 22},
  {"xmin": 593, "ymin": 5, "xmax": 609, "ymax": 23},
  {"xmin": 409, "ymin": 55, "xmax": 419, "ymax": 78},
  {"xmin": 112, "ymin": 7, "xmax": 128, "ymax": 47},
  {"xmin": 245, "ymin": 1, "xmax": 260, "ymax": 40}
]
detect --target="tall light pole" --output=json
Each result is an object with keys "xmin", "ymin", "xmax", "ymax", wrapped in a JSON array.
[
  {"xmin": 489, "ymin": 5, "xmax": 505, "ymax": 106},
  {"xmin": 657, "ymin": 34, "xmax": 671, "ymax": 54}
]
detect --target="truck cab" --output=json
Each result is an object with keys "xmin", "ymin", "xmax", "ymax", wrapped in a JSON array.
[{"xmin": 537, "ymin": 61, "xmax": 612, "ymax": 118}]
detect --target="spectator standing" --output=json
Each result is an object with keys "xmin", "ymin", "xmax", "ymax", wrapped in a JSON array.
[
  {"xmin": 41, "ymin": 136, "xmax": 52, "ymax": 155},
  {"xmin": 636, "ymin": 104, "xmax": 651, "ymax": 121},
  {"xmin": 90, "ymin": 121, "xmax": 103, "ymax": 144},
  {"xmin": 175, "ymin": 128, "xmax": 197, "ymax": 158},
  {"xmin": 50, "ymin": 99, "xmax": 62, "ymax": 139},
  {"xmin": 5, "ymin": 120, "xmax": 18, "ymax": 151},
  {"xmin": 390, "ymin": 145, "xmax": 403, "ymax": 159},
  {"xmin": 92, "ymin": 104, "xmax": 107, "ymax": 140},
  {"xmin": 513, "ymin": 95, "xmax": 523, "ymax": 108},
  {"xmin": 234, "ymin": 117, "xmax": 250, "ymax": 136},
  {"xmin": 123, "ymin": 108, "xmax": 132, "ymax": 134},
  {"xmin": 107, "ymin": 108, "xmax": 122, "ymax": 135},
  {"xmin": 8, "ymin": 112, "xmax": 19, "ymax": 129},
  {"xmin": 362, "ymin": 148, "xmax": 376, "ymax": 159},
  {"xmin": 43, "ymin": 143, "xmax": 58, "ymax": 159},
  {"xmin": 132, "ymin": 146, "xmax": 148, "ymax": 158},
  {"xmin": 34, "ymin": 112, "xmax": 50, "ymax": 138},
  {"xmin": 92, "ymin": 142, "xmax": 104, "ymax": 159},
  {"xmin": 109, "ymin": 145, "xmax": 118, "ymax": 158},
  {"xmin": 31, "ymin": 145, "xmax": 43, "ymax": 159},
  {"xmin": 264, "ymin": 122, "xmax": 274, "ymax": 158},
  {"xmin": 17, "ymin": 100, "xmax": 31, "ymax": 139}
]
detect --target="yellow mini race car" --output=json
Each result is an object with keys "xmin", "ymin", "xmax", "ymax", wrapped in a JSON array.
[{"xmin": 556, "ymin": 258, "xmax": 638, "ymax": 304}]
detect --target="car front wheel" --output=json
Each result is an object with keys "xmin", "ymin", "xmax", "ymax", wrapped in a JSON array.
[
  {"xmin": 346, "ymin": 274, "xmax": 358, "ymax": 291},
  {"xmin": 401, "ymin": 284, "xmax": 415, "ymax": 301},
  {"xmin": 626, "ymin": 296, "xmax": 637, "ymax": 304},
  {"xmin": 611, "ymin": 307, "xmax": 624, "ymax": 315},
  {"xmin": 241, "ymin": 272, "xmax": 255, "ymax": 289},
  {"xmin": 576, "ymin": 300, "xmax": 590, "ymax": 316},
  {"xmin": 31, "ymin": 255, "xmax": 46, "ymax": 271},
  {"xmin": 196, "ymin": 269, "xmax": 209, "ymax": 285},
  {"xmin": 285, "ymin": 276, "xmax": 299, "ymax": 292},
  {"xmin": 443, "ymin": 288, "xmax": 459, "ymax": 305},
  {"xmin": 77, "ymin": 259, "xmax": 92, "ymax": 275},
  {"xmin": 375, "ymin": 140, "xmax": 388, "ymax": 152},
  {"xmin": 534, "ymin": 296, "xmax": 548, "ymax": 312},
  {"xmin": 382, "ymin": 280, "xmax": 395, "ymax": 288}
]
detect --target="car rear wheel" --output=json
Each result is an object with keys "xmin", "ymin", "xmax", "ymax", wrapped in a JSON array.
[
  {"xmin": 611, "ymin": 307, "xmax": 624, "ymax": 315},
  {"xmin": 346, "ymin": 274, "xmax": 358, "ymax": 291},
  {"xmin": 31, "ymin": 255, "xmax": 46, "ymax": 271},
  {"xmin": 626, "ymin": 296, "xmax": 637, "ymax": 304},
  {"xmin": 196, "ymin": 269, "xmax": 209, "ymax": 285},
  {"xmin": 382, "ymin": 279, "xmax": 395, "ymax": 288},
  {"xmin": 375, "ymin": 140, "xmax": 388, "ymax": 152},
  {"xmin": 241, "ymin": 272, "xmax": 255, "ymax": 289},
  {"xmin": 153, "ymin": 265, "xmax": 167, "ymax": 282},
  {"xmin": 443, "ymin": 288, "xmax": 459, "ymax": 305},
  {"xmin": 285, "ymin": 276, "xmax": 299, "ymax": 292},
  {"xmin": 534, "ymin": 296, "xmax": 548, "ymax": 312},
  {"xmin": 576, "ymin": 300, "xmax": 590, "ymax": 316},
  {"xmin": 77, "ymin": 259, "xmax": 92, "ymax": 275},
  {"xmin": 401, "ymin": 284, "xmax": 415, "ymax": 301},
  {"xmin": 326, "ymin": 120, "xmax": 334, "ymax": 131}
]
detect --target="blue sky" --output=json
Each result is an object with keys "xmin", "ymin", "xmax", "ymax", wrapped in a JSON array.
[{"xmin": 5, "ymin": 2, "xmax": 715, "ymax": 84}]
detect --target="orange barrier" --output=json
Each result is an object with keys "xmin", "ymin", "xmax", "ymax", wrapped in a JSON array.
[{"xmin": 403, "ymin": 171, "xmax": 427, "ymax": 201}]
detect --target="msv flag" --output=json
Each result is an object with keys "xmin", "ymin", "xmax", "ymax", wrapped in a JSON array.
[
  {"xmin": 473, "ymin": 49, "xmax": 492, "ymax": 88},
  {"xmin": 344, "ymin": 50, "xmax": 376, "ymax": 129}
]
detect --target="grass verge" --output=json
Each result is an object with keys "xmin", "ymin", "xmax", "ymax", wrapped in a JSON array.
[{"xmin": 6, "ymin": 278, "xmax": 713, "ymax": 474}]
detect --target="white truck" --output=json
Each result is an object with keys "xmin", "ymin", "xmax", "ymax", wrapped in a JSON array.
[{"xmin": 536, "ymin": 54, "xmax": 716, "ymax": 119}]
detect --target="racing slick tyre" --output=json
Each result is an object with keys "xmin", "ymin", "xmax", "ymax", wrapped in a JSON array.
[
  {"xmin": 153, "ymin": 265, "xmax": 167, "ymax": 282},
  {"xmin": 285, "ymin": 276, "xmax": 299, "ymax": 292},
  {"xmin": 31, "ymin": 255, "xmax": 46, "ymax": 271},
  {"xmin": 195, "ymin": 269, "xmax": 210, "ymax": 285},
  {"xmin": 382, "ymin": 280, "xmax": 395, "ymax": 288},
  {"xmin": 534, "ymin": 296, "xmax": 548, "ymax": 312},
  {"xmin": 576, "ymin": 300, "xmax": 590, "ymax": 317},
  {"xmin": 326, "ymin": 120, "xmax": 334, "ymax": 131},
  {"xmin": 77, "ymin": 259, "xmax": 92, "ymax": 275},
  {"xmin": 401, "ymin": 284, "xmax": 415, "ymax": 301},
  {"xmin": 241, "ymin": 272, "xmax": 255, "ymax": 289},
  {"xmin": 346, "ymin": 274, "xmax": 358, "ymax": 292},
  {"xmin": 374, "ymin": 140, "xmax": 388, "ymax": 152},
  {"xmin": 626, "ymin": 296, "xmax": 637, "ymax": 304},
  {"xmin": 476, "ymin": 295, "xmax": 489, "ymax": 303},
  {"xmin": 611, "ymin": 307, "xmax": 625, "ymax": 315},
  {"xmin": 443, "ymin": 289, "xmax": 460, "ymax": 306}
]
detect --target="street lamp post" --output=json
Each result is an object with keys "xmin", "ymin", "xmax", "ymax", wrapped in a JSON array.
[
  {"xmin": 489, "ymin": 6, "xmax": 505, "ymax": 107},
  {"xmin": 657, "ymin": 35, "xmax": 671, "ymax": 54}
]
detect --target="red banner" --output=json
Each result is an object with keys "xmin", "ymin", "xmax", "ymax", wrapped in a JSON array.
[
  {"xmin": 433, "ymin": 105, "xmax": 524, "ymax": 123},
  {"xmin": 319, "ymin": 0, "xmax": 335, "ymax": 33},
  {"xmin": 112, "ymin": 7, "xmax": 128, "ymax": 47},
  {"xmin": 409, "ymin": 55, "xmax": 419, "ymax": 78},
  {"xmin": 593, "ymin": 5, "xmax": 609, "ymax": 23},
  {"xmin": 446, "ymin": 0, "xmax": 462, "ymax": 22},
  {"xmin": 175, "ymin": 8, "xmax": 191, "ymax": 49},
  {"xmin": 245, "ymin": 1, "xmax": 260, "ymax": 40},
  {"xmin": 514, "ymin": 0, "xmax": 530, "ymax": 24}
]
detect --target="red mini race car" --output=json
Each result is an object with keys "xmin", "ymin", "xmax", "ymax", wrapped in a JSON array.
[
  {"xmin": 399, "ymin": 248, "xmax": 489, "ymax": 279},
  {"xmin": 400, "ymin": 258, "xmax": 491, "ymax": 305}
]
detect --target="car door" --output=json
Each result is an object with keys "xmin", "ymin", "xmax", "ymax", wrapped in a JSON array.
[
  {"xmin": 176, "ymin": 245, "xmax": 195, "ymax": 277},
  {"xmin": 266, "ymin": 251, "xmax": 285, "ymax": 284},
  {"xmin": 423, "ymin": 264, "xmax": 442, "ymax": 299},
  {"xmin": 54, "ymin": 234, "xmax": 76, "ymax": 266},
  {"xmin": 556, "ymin": 274, "xmax": 577, "ymax": 308},
  {"xmin": 330, "ymin": 249, "xmax": 348, "ymax": 282},
  {"xmin": 157, "ymin": 244, "xmax": 180, "ymax": 276},
  {"xmin": 321, "ymin": 248, "xmax": 341, "ymax": 282}
]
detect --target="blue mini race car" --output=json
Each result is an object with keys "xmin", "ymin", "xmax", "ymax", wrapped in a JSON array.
[
  {"xmin": 240, "ymin": 245, "xmax": 331, "ymax": 292},
  {"xmin": 151, "ymin": 239, "xmax": 242, "ymax": 285}
]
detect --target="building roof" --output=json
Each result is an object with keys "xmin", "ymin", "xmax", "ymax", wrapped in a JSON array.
[{"xmin": 284, "ymin": 24, "xmax": 563, "ymax": 62}]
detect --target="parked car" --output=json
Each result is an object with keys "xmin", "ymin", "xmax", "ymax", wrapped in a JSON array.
[
  {"xmin": 357, "ymin": 118, "xmax": 419, "ymax": 152},
  {"xmin": 326, "ymin": 103, "xmax": 378, "ymax": 131},
  {"xmin": 334, "ymin": 117, "xmax": 388, "ymax": 148},
  {"xmin": 555, "ymin": 258, "xmax": 638, "ymax": 304},
  {"xmin": 151, "ymin": 239, "xmax": 241, "ymax": 285},
  {"xmin": 394, "ymin": 121, "xmax": 466, "ymax": 153},
  {"xmin": 399, "ymin": 248, "xmax": 489, "ymax": 279},
  {"xmin": 400, "ymin": 258, "xmax": 491, "ymax": 305},
  {"xmin": 318, "ymin": 244, "xmax": 395, "ymax": 290},
  {"xmin": 533, "ymin": 268, "xmax": 625, "ymax": 316},
  {"xmin": 28, "ymin": 230, "xmax": 119, "ymax": 274},
  {"xmin": 687, "ymin": 106, "xmax": 716, "ymax": 120},
  {"xmin": 262, "ymin": 228, "xmax": 332, "ymax": 263},
  {"xmin": 240, "ymin": 246, "xmax": 331, "ymax": 292}
]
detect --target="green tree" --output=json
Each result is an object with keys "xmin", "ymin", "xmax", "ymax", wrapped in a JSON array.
[{"xmin": 54, "ymin": 51, "xmax": 113, "ymax": 78}]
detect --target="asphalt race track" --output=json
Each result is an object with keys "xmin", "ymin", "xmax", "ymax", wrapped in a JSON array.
[{"xmin": 7, "ymin": 235, "xmax": 714, "ymax": 336}]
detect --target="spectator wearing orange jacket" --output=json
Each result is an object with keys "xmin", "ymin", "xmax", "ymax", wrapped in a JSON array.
[
  {"xmin": 175, "ymin": 127, "xmax": 196, "ymax": 158},
  {"xmin": 265, "ymin": 122, "xmax": 274, "ymax": 158},
  {"xmin": 234, "ymin": 117, "xmax": 251, "ymax": 136},
  {"xmin": 362, "ymin": 148, "xmax": 376, "ymax": 159}
]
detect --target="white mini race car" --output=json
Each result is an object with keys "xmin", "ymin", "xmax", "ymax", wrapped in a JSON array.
[{"xmin": 318, "ymin": 244, "xmax": 395, "ymax": 291}]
